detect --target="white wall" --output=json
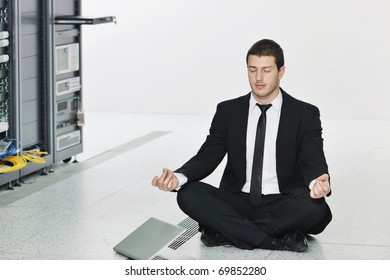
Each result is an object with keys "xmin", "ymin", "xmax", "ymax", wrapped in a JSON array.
[{"xmin": 81, "ymin": 0, "xmax": 390, "ymax": 120}]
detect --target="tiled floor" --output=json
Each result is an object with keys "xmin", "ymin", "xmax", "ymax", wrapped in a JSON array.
[{"xmin": 0, "ymin": 112, "xmax": 390, "ymax": 260}]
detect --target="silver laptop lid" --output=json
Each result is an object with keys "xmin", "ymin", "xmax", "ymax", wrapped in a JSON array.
[{"xmin": 113, "ymin": 217, "xmax": 185, "ymax": 260}]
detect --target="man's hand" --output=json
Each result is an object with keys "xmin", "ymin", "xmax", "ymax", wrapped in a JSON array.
[
  {"xmin": 152, "ymin": 168, "xmax": 179, "ymax": 192},
  {"xmin": 310, "ymin": 174, "xmax": 331, "ymax": 199}
]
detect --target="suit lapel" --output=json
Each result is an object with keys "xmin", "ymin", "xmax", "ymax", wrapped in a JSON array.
[
  {"xmin": 237, "ymin": 92, "xmax": 250, "ymax": 147},
  {"xmin": 230, "ymin": 93, "xmax": 250, "ymax": 180},
  {"xmin": 276, "ymin": 89, "xmax": 299, "ymax": 186},
  {"xmin": 277, "ymin": 90, "xmax": 295, "ymax": 145}
]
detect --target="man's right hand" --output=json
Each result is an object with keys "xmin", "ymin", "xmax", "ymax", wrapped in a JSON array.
[{"xmin": 151, "ymin": 168, "xmax": 179, "ymax": 192}]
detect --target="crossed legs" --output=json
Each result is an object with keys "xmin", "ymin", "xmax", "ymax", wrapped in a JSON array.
[{"xmin": 177, "ymin": 181, "xmax": 332, "ymax": 250}]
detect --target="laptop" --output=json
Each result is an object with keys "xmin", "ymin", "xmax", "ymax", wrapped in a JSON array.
[{"xmin": 113, "ymin": 217, "xmax": 187, "ymax": 260}]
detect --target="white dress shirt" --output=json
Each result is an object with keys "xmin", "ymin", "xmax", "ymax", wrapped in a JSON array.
[{"xmin": 241, "ymin": 91, "xmax": 282, "ymax": 194}]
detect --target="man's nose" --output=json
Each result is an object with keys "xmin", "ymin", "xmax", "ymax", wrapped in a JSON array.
[{"xmin": 256, "ymin": 71, "xmax": 263, "ymax": 82}]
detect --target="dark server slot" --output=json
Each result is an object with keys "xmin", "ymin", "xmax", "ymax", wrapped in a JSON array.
[
  {"xmin": 57, "ymin": 100, "xmax": 68, "ymax": 112},
  {"xmin": 0, "ymin": 2, "xmax": 8, "ymax": 31},
  {"xmin": 0, "ymin": 68, "xmax": 7, "ymax": 78},
  {"xmin": 56, "ymin": 97, "xmax": 80, "ymax": 115},
  {"xmin": 56, "ymin": 120, "xmax": 77, "ymax": 130}
]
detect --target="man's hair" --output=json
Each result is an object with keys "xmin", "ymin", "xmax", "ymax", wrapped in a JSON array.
[{"xmin": 246, "ymin": 39, "xmax": 284, "ymax": 70}]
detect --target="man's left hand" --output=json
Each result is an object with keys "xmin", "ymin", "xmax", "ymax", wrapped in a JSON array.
[{"xmin": 310, "ymin": 174, "xmax": 331, "ymax": 199}]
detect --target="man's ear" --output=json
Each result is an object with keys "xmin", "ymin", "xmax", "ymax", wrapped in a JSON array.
[{"xmin": 278, "ymin": 66, "xmax": 286, "ymax": 80}]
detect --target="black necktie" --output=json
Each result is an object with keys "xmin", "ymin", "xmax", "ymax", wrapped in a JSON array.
[{"xmin": 249, "ymin": 103, "xmax": 272, "ymax": 208}]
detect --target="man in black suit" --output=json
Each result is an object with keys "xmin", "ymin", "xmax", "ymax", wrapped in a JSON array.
[{"xmin": 152, "ymin": 39, "xmax": 332, "ymax": 252}]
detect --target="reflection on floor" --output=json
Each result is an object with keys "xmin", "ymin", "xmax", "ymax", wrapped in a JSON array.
[{"xmin": 1, "ymin": 112, "xmax": 390, "ymax": 259}]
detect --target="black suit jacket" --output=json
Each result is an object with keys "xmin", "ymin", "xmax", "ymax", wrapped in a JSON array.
[{"xmin": 176, "ymin": 88, "xmax": 329, "ymax": 194}]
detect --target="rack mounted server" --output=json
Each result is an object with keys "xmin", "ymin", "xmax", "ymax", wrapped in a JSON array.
[{"xmin": 0, "ymin": 0, "xmax": 115, "ymax": 188}]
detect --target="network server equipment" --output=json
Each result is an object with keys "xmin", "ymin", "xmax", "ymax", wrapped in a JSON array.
[
  {"xmin": 56, "ymin": 76, "xmax": 81, "ymax": 96},
  {"xmin": 0, "ymin": 0, "xmax": 115, "ymax": 189}
]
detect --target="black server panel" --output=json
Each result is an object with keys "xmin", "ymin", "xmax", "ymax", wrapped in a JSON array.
[{"xmin": 0, "ymin": 0, "xmax": 20, "ymax": 186}]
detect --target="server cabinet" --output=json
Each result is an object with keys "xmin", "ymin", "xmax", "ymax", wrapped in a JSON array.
[
  {"xmin": 51, "ymin": 0, "xmax": 115, "ymax": 163},
  {"xmin": 52, "ymin": 0, "xmax": 83, "ymax": 163},
  {"xmin": 0, "ymin": 0, "xmax": 20, "ymax": 186},
  {"xmin": 18, "ymin": 0, "xmax": 54, "ymax": 177},
  {"xmin": 0, "ymin": 0, "xmax": 114, "ymax": 188}
]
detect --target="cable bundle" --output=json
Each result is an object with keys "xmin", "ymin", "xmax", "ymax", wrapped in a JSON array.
[
  {"xmin": 22, "ymin": 150, "xmax": 48, "ymax": 164},
  {"xmin": 0, "ymin": 142, "xmax": 17, "ymax": 159},
  {"xmin": 0, "ymin": 139, "xmax": 48, "ymax": 173},
  {"xmin": 0, "ymin": 156, "xmax": 27, "ymax": 173}
]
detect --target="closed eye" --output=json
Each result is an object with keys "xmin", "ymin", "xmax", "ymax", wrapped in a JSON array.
[{"xmin": 248, "ymin": 67, "xmax": 257, "ymax": 73}]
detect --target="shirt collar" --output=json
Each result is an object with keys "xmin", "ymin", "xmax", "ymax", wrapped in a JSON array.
[{"xmin": 249, "ymin": 89, "xmax": 283, "ymax": 113}]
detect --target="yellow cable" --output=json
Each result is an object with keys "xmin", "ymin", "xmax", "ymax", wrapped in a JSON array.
[
  {"xmin": 23, "ymin": 150, "xmax": 48, "ymax": 155},
  {"xmin": 0, "ymin": 156, "xmax": 27, "ymax": 173},
  {"xmin": 22, "ymin": 150, "xmax": 48, "ymax": 164},
  {"xmin": 0, "ymin": 149, "xmax": 48, "ymax": 173}
]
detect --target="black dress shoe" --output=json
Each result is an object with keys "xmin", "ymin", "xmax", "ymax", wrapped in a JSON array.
[
  {"xmin": 272, "ymin": 231, "xmax": 308, "ymax": 252},
  {"xmin": 200, "ymin": 227, "xmax": 232, "ymax": 247}
]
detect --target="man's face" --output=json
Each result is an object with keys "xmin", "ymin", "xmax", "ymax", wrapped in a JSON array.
[{"xmin": 247, "ymin": 55, "xmax": 285, "ymax": 104}]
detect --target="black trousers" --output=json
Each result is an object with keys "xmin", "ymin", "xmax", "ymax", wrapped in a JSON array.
[{"xmin": 177, "ymin": 181, "xmax": 332, "ymax": 250}]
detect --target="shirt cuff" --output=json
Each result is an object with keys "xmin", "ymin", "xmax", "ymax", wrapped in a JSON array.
[
  {"xmin": 174, "ymin": 172, "xmax": 188, "ymax": 191},
  {"xmin": 309, "ymin": 179, "xmax": 316, "ymax": 190}
]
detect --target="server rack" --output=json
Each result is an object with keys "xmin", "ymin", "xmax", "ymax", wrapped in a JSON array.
[
  {"xmin": 52, "ymin": 0, "xmax": 83, "ymax": 163},
  {"xmin": 0, "ymin": 0, "xmax": 115, "ymax": 188},
  {"xmin": 0, "ymin": 0, "xmax": 20, "ymax": 187},
  {"xmin": 18, "ymin": 0, "xmax": 54, "ymax": 177},
  {"xmin": 52, "ymin": 0, "xmax": 115, "ymax": 163}
]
